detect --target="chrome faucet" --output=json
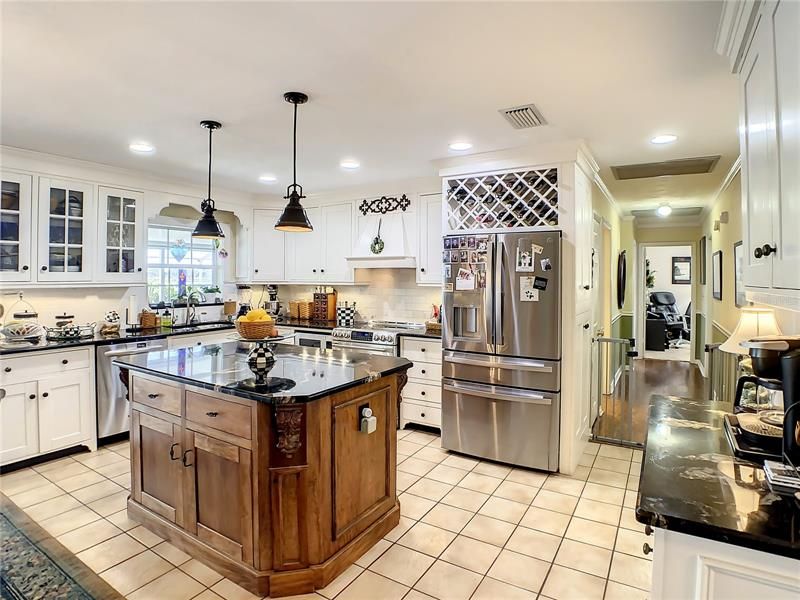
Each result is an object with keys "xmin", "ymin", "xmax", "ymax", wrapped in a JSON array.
[{"xmin": 184, "ymin": 290, "xmax": 201, "ymax": 325}]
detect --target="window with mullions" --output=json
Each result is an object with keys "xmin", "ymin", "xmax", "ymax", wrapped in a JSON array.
[{"xmin": 147, "ymin": 225, "xmax": 218, "ymax": 304}]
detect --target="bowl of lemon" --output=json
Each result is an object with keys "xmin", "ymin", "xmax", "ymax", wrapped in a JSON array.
[{"xmin": 235, "ymin": 308, "xmax": 277, "ymax": 340}]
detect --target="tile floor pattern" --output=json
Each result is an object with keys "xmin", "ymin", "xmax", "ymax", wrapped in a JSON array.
[{"xmin": 0, "ymin": 432, "xmax": 652, "ymax": 600}]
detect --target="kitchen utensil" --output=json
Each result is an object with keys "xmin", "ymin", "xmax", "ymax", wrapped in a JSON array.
[{"xmin": 45, "ymin": 322, "xmax": 96, "ymax": 340}]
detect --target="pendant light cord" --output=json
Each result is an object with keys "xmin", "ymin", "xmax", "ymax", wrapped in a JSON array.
[
  {"xmin": 207, "ymin": 126, "xmax": 213, "ymax": 200},
  {"xmin": 292, "ymin": 101, "xmax": 298, "ymax": 188}
]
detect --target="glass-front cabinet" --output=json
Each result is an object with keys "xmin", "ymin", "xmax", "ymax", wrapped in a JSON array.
[
  {"xmin": 0, "ymin": 171, "xmax": 33, "ymax": 283},
  {"xmin": 37, "ymin": 178, "xmax": 95, "ymax": 282},
  {"xmin": 97, "ymin": 187, "xmax": 145, "ymax": 283}
]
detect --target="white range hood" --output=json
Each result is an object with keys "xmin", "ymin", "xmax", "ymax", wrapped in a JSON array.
[{"xmin": 346, "ymin": 212, "xmax": 417, "ymax": 269}]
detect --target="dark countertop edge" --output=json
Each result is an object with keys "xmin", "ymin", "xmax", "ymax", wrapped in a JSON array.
[
  {"xmin": 276, "ymin": 319, "xmax": 338, "ymax": 331},
  {"xmin": 397, "ymin": 331, "xmax": 442, "ymax": 340},
  {"xmin": 117, "ymin": 360, "xmax": 412, "ymax": 405}
]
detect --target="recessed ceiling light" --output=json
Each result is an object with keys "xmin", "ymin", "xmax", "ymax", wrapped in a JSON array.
[
  {"xmin": 258, "ymin": 174, "xmax": 277, "ymax": 183},
  {"xmin": 340, "ymin": 159, "xmax": 360, "ymax": 170},
  {"xmin": 650, "ymin": 134, "xmax": 677, "ymax": 145},
  {"xmin": 656, "ymin": 204, "xmax": 672, "ymax": 217},
  {"xmin": 129, "ymin": 141, "xmax": 155, "ymax": 154},
  {"xmin": 448, "ymin": 141, "xmax": 473, "ymax": 152}
]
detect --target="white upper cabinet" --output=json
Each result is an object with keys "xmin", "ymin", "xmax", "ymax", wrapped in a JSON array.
[
  {"xmin": 284, "ymin": 204, "xmax": 354, "ymax": 283},
  {"xmin": 251, "ymin": 208, "xmax": 285, "ymax": 282},
  {"xmin": 97, "ymin": 186, "xmax": 145, "ymax": 283},
  {"xmin": 37, "ymin": 177, "xmax": 95, "ymax": 282},
  {"xmin": 285, "ymin": 206, "xmax": 323, "ymax": 282},
  {"xmin": 0, "ymin": 170, "xmax": 33, "ymax": 282},
  {"xmin": 417, "ymin": 193, "xmax": 443, "ymax": 286},
  {"xmin": 321, "ymin": 203, "xmax": 353, "ymax": 282}
]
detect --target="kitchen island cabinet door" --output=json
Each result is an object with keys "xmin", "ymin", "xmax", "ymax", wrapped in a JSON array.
[
  {"xmin": 182, "ymin": 429, "xmax": 254, "ymax": 567},
  {"xmin": 131, "ymin": 410, "xmax": 184, "ymax": 526}
]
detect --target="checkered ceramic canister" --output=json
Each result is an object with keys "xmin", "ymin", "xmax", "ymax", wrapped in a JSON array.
[{"xmin": 336, "ymin": 303, "xmax": 357, "ymax": 327}]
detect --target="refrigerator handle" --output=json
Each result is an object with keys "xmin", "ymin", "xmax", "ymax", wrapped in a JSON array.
[{"xmin": 495, "ymin": 240, "xmax": 504, "ymax": 348}]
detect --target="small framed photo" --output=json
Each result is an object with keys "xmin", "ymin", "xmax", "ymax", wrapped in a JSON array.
[
  {"xmin": 467, "ymin": 237, "xmax": 477, "ymax": 249},
  {"xmin": 698, "ymin": 236, "xmax": 707, "ymax": 285},
  {"xmin": 459, "ymin": 237, "xmax": 468, "ymax": 249},
  {"xmin": 477, "ymin": 238, "xmax": 488, "ymax": 251},
  {"xmin": 734, "ymin": 241, "xmax": 745, "ymax": 307},
  {"xmin": 443, "ymin": 251, "xmax": 450, "ymax": 263},
  {"xmin": 671, "ymin": 256, "xmax": 691, "ymax": 285},
  {"xmin": 444, "ymin": 265, "xmax": 452, "ymax": 279},
  {"xmin": 444, "ymin": 238, "xmax": 452, "ymax": 250},
  {"xmin": 459, "ymin": 250, "xmax": 469, "ymax": 263},
  {"xmin": 469, "ymin": 251, "xmax": 478, "ymax": 264},
  {"xmin": 712, "ymin": 250, "xmax": 723, "ymax": 301}
]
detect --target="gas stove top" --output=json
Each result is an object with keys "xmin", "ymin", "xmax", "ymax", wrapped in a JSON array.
[{"xmin": 332, "ymin": 320, "xmax": 426, "ymax": 346}]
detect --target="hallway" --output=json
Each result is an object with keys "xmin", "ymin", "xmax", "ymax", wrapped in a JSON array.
[{"xmin": 592, "ymin": 358, "xmax": 707, "ymax": 446}]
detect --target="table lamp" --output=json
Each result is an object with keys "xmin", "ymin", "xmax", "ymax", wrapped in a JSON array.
[{"xmin": 719, "ymin": 307, "xmax": 783, "ymax": 354}]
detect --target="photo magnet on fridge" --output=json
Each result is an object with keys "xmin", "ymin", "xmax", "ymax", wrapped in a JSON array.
[
  {"xmin": 459, "ymin": 237, "xmax": 468, "ymax": 249},
  {"xmin": 520, "ymin": 276, "xmax": 539, "ymax": 302},
  {"xmin": 532, "ymin": 243, "xmax": 544, "ymax": 254},
  {"xmin": 516, "ymin": 245, "xmax": 535, "ymax": 272},
  {"xmin": 451, "ymin": 250, "xmax": 460, "ymax": 263},
  {"xmin": 455, "ymin": 267, "xmax": 475, "ymax": 290},
  {"xmin": 467, "ymin": 237, "xmax": 476, "ymax": 249},
  {"xmin": 444, "ymin": 265, "xmax": 451, "ymax": 278},
  {"xmin": 533, "ymin": 276, "xmax": 548, "ymax": 290},
  {"xmin": 477, "ymin": 270, "xmax": 486, "ymax": 289},
  {"xmin": 469, "ymin": 251, "xmax": 478, "ymax": 264},
  {"xmin": 459, "ymin": 250, "xmax": 469, "ymax": 263},
  {"xmin": 444, "ymin": 238, "xmax": 452, "ymax": 250},
  {"xmin": 444, "ymin": 283, "xmax": 454, "ymax": 292},
  {"xmin": 477, "ymin": 238, "xmax": 488, "ymax": 251},
  {"xmin": 443, "ymin": 251, "xmax": 450, "ymax": 263},
  {"xmin": 540, "ymin": 258, "xmax": 552, "ymax": 272}
]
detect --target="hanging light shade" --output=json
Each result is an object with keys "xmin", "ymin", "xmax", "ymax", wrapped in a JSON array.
[
  {"xmin": 192, "ymin": 120, "xmax": 225, "ymax": 239},
  {"xmin": 275, "ymin": 92, "xmax": 313, "ymax": 232}
]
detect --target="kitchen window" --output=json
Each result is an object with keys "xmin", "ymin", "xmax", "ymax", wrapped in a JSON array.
[{"xmin": 147, "ymin": 224, "xmax": 218, "ymax": 304}]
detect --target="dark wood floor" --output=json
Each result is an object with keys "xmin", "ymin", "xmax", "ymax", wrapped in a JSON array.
[{"xmin": 592, "ymin": 358, "xmax": 707, "ymax": 446}]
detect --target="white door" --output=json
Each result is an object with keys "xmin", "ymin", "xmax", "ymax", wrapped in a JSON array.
[
  {"xmin": 284, "ymin": 207, "xmax": 322, "ymax": 282},
  {"xmin": 0, "ymin": 171, "xmax": 33, "ymax": 283},
  {"xmin": 417, "ymin": 194, "xmax": 443, "ymax": 285},
  {"xmin": 771, "ymin": 0, "xmax": 800, "ymax": 290},
  {"xmin": 321, "ymin": 203, "xmax": 353, "ymax": 282},
  {"xmin": 37, "ymin": 370, "xmax": 92, "ymax": 452},
  {"xmin": 37, "ymin": 178, "xmax": 95, "ymax": 282},
  {"xmin": 97, "ymin": 187, "xmax": 145, "ymax": 283},
  {"xmin": 590, "ymin": 217, "xmax": 602, "ymax": 427},
  {"xmin": 0, "ymin": 382, "xmax": 39, "ymax": 465},
  {"xmin": 251, "ymin": 208, "xmax": 286, "ymax": 282},
  {"xmin": 739, "ymin": 14, "xmax": 777, "ymax": 289}
]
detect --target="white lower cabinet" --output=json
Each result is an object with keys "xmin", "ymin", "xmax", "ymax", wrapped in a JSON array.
[
  {"xmin": 167, "ymin": 328, "xmax": 238, "ymax": 349},
  {"xmin": 399, "ymin": 337, "xmax": 443, "ymax": 429},
  {"xmin": 38, "ymin": 370, "xmax": 93, "ymax": 453},
  {"xmin": 0, "ymin": 381, "xmax": 39, "ymax": 464}
]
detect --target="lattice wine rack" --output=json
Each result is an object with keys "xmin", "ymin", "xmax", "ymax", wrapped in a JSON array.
[{"xmin": 445, "ymin": 168, "xmax": 559, "ymax": 232}]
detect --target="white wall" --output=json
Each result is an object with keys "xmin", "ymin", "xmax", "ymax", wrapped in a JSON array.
[{"xmin": 645, "ymin": 245, "xmax": 692, "ymax": 314}]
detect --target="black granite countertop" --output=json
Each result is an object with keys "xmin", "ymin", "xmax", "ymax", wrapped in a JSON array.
[
  {"xmin": 275, "ymin": 318, "xmax": 339, "ymax": 330},
  {"xmin": 636, "ymin": 394, "xmax": 800, "ymax": 559},
  {"xmin": 113, "ymin": 340, "xmax": 411, "ymax": 404},
  {"xmin": 0, "ymin": 323, "xmax": 235, "ymax": 355}
]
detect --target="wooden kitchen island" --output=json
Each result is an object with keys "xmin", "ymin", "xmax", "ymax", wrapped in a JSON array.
[{"xmin": 114, "ymin": 341, "xmax": 410, "ymax": 598}]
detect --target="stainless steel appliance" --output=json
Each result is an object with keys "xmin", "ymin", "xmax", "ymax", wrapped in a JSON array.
[
  {"xmin": 332, "ymin": 321, "xmax": 425, "ymax": 357},
  {"xmin": 441, "ymin": 231, "xmax": 562, "ymax": 471},
  {"xmin": 294, "ymin": 329, "xmax": 333, "ymax": 351},
  {"xmin": 96, "ymin": 339, "xmax": 165, "ymax": 439}
]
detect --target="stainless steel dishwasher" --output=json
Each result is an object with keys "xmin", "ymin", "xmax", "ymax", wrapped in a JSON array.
[{"xmin": 96, "ymin": 339, "xmax": 166, "ymax": 440}]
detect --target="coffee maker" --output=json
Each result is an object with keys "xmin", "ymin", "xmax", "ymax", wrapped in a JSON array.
[
  {"xmin": 263, "ymin": 285, "xmax": 281, "ymax": 317},
  {"xmin": 724, "ymin": 336, "xmax": 800, "ymax": 464}
]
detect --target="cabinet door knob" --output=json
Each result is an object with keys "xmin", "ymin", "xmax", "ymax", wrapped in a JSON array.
[
  {"xmin": 762, "ymin": 243, "xmax": 777, "ymax": 256},
  {"xmin": 421, "ymin": 369, "xmax": 426, "ymax": 374},
  {"xmin": 169, "ymin": 442, "xmax": 181, "ymax": 460},
  {"xmin": 642, "ymin": 542, "xmax": 653, "ymax": 555},
  {"xmin": 147, "ymin": 393, "xmax": 160, "ymax": 399},
  {"xmin": 421, "ymin": 390, "xmax": 426, "ymax": 396},
  {"xmin": 22, "ymin": 265, "xmax": 29, "ymax": 271},
  {"xmin": 137, "ymin": 267, "xmax": 142, "ymax": 272},
  {"xmin": 62, "ymin": 359, "xmax": 68, "ymax": 364},
  {"xmin": 645, "ymin": 524, "xmax": 653, "ymax": 536},
  {"xmin": 421, "ymin": 412, "xmax": 426, "ymax": 417},
  {"xmin": 421, "ymin": 268, "xmax": 426, "ymax": 273},
  {"xmin": 754, "ymin": 247, "xmax": 764, "ymax": 259},
  {"xmin": 321, "ymin": 268, "xmax": 325, "ymax": 273},
  {"xmin": 29, "ymin": 394, "xmax": 36, "ymax": 400},
  {"xmin": 583, "ymin": 285, "xmax": 590, "ymax": 290},
  {"xmin": 42, "ymin": 392, "xmax": 49, "ymax": 398},
  {"xmin": 312, "ymin": 269, "xmax": 317, "ymax": 273},
  {"xmin": 205, "ymin": 411, "xmax": 219, "ymax": 418},
  {"xmin": 254, "ymin": 269, "xmax": 259, "ymax": 273},
  {"xmin": 41, "ymin": 266, "xmax": 48, "ymax": 271},
  {"xmin": 4, "ymin": 367, "xmax": 10, "ymax": 373},
  {"xmin": 583, "ymin": 323, "xmax": 590, "ymax": 330},
  {"xmin": 420, "ymin": 348, "xmax": 425, "ymax": 352},
  {"xmin": 182, "ymin": 449, "xmax": 194, "ymax": 467}
]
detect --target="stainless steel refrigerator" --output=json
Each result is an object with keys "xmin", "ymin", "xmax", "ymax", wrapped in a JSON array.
[{"xmin": 441, "ymin": 231, "xmax": 561, "ymax": 471}]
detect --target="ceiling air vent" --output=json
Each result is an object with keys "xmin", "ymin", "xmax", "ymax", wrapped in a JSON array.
[
  {"xmin": 499, "ymin": 104, "xmax": 546, "ymax": 129},
  {"xmin": 611, "ymin": 156, "xmax": 720, "ymax": 180}
]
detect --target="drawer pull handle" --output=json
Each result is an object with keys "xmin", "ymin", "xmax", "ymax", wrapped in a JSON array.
[
  {"xmin": 421, "ymin": 369, "xmax": 426, "ymax": 374},
  {"xmin": 147, "ymin": 393, "xmax": 160, "ymax": 399},
  {"xmin": 169, "ymin": 443, "xmax": 181, "ymax": 460},
  {"xmin": 42, "ymin": 392, "xmax": 49, "ymax": 398},
  {"xmin": 62, "ymin": 359, "xmax": 69, "ymax": 364},
  {"xmin": 421, "ymin": 391, "xmax": 426, "ymax": 396},
  {"xmin": 205, "ymin": 411, "xmax": 219, "ymax": 417},
  {"xmin": 421, "ymin": 412, "xmax": 426, "ymax": 417},
  {"xmin": 642, "ymin": 542, "xmax": 653, "ymax": 555},
  {"xmin": 182, "ymin": 449, "xmax": 194, "ymax": 467},
  {"xmin": 420, "ymin": 348, "xmax": 425, "ymax": 352}
]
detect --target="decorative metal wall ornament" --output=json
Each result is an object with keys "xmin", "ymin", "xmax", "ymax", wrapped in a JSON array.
[{"xmin": 358, "ymin": 194, "xmax": 411, "ymax": 216}]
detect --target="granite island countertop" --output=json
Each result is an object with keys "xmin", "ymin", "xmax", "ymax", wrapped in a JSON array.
[
  {"xmin": 113, "ymin": 340, "xmax": 411, "ymax": 404},
  {"xmin": 636, "ymin": 394, "xmax": 800, "ymax": 559}
]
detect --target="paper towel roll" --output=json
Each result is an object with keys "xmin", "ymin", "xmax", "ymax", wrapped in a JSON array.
[{"xmin": 128, "ymin": 295, "xmax": 138, "ymax": 325}]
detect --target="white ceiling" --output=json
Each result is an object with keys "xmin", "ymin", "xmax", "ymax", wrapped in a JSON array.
[{"xmin": 1, "ymin": 1, "xmax": 739, "ymax": 213}]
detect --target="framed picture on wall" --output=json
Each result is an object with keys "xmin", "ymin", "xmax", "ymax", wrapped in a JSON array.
[
  {"xmin": 734, "ymin": 241, "xmax": 745, "ymax": 307},
  {"xmin": 671, "ymin": 256, "xmax": 691, "ymax": 284},
  {"xmin": 699, "ymin": 236, "xmax": 707, "ymax": 284},
  {"xmin": 712, "ymin": 250, "xmax": 723, "ymax": 300}
]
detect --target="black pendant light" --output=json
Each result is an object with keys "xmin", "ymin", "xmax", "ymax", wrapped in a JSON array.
[
  {"xmin": 275, "ymin": 92, "xmax": 313, "ymax": 232},
  {"xmin": 192, "ymin": 120, "xmax": 225, "ymax": 239}
]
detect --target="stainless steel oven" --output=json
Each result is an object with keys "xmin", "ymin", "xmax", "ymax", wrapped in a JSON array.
[
  {"xmin": 293, "ymin": 330, "xmax": 333, "ymax": 351},
  {"xmin": 330, "ymin": 339, "xmax": 397, "ymax": 357}
]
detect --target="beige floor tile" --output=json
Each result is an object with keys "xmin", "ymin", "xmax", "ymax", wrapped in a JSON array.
[
  {"xmin": 472, "ymin": 577, "xmax": 538, "ymax": 600},
  {"xmin": 626, "ymin": 475, "xmax": 640, "ymax": 491},
  {"xmin": 113, "ymin": 446, "xmax": 131, "ymax": 459},
  {"xmin": 426, "ymin": 464, "xmax": 468, "ymax": 485},
  {"xmin": 398, "ymin": 457, "xmax": 438, "ymax": 477},
  {"xmin": 398, "ymin": 440, "xmax": 426, "ymax": 456},
  {"xmin": 506, "ymin": 468, "xmax": 549, "ymax": 488},
  {"xmin": 55, "ymin": 470, "xmax": 107, "ymax": 492},
  {"xmin": 615, "ymin": 528, "xmax": 652, "ymax": 561},
  {"xmin": 609, "ymin": 552, "xmax": 652, "ymax": 590},
  {"xmin": 598, "ymin": 445, "xmax": 633, "ymax": 461},
  {"xmin": 39, "ymin": 505, "xmax": 102, "ymax": 536},
  {"xmin": 75, "ymin": 451, "xmax": 128, "ymax": 469},
  {"xmin": 421, "ymin": 503, "xmax": 473, "ymax": 533},
  {"xmin": 70, "ymin": 479, "xmax": 124, "ymax": 504},
  {"xmin": 472, "ymin": 461, "xmax": 513, "ymax": 479},
  {"xmin": 628, "ymin": 461, "xmax": 642, "ymax": 475},
  {"xmin": 531, "ymin": 489, "xmax": 579, "ymax": 515},
  {"xmin": 10, "ymin": 481, "xmax": 64, "ymax": 507},
  {"xmin": 398, "ymin": 521, "xmax": 456, "ymax": 557},
  {"xmin": 631, "ymin": 449, "xmax": 643, "ymax": 462},
  {"xmin": 440, "ymin": 486, "xmax": 489, "ymax": 512},
  {"xmin": 76, "ymin": 532, "xmax": 146, "ymax": 572},
  {"xmin": 190, "ymin": 591, "xmax": 225, "ymax": 600},
  {"xmin": 493, "ymin": 480, "xmax": 539, "ymax": 504},
  {"xmin": 370, "ymin": 544, "xmax": 434, "ymax": 586},
  {"xmin": 100, "ymin": 549, "xmax": 173, "ymax": 595},
  {"xmin": 542, "ymin": 564, "xmax": 606, "ymax": 600},
  {"xmin": 487, "ymin": 549, "xmax": 550, "ymax": 593},
  {"xmin": 179, "ymin": 557, "xmax": 224, "ymax": 586},
  {"xmin": 355, "ymin": 538, "xmax": 392, "ymax": 567},
  {"xmin": 574, "ymin": 497, "xmax": 621, "ymax": 526},
  {"xmin": 153, "ymin": 540, "xmax": 191, "ymax": 565},
  {"xmin": 441, "ymin": 454, "xmax": 480, "ymax": 471},
  {"xmin": 604, "ymin": 580, "xmax": 649, "ymax": 600},
  {"xmin": 128, "ymin": 524, "xmax": 165, "ymax": 547},
  {"xmin": 457, "ymin": 472, "xmax": 501, "ymax": 494},
  {"xmin": 585, "ymin": 442, "xmax": 601, "ymax": 456},
  {"xmin": 0, "ymin": 469, "xmax": 51, "ymax": 496},
  {"xmin": 111, "ymin": 473, "xmax": 131, "ymax": 489},
  {"xmin": 579, "ymin": 453, "xmax": 597, "ymax": 468},
  {"xmin": 318, "ymin": 563, "xmax": 363, "ymax": 599},
  {"xmin": 94, "ymin": 460, "xmax": 131, "ymax": 478},
  {"xmin": 618, "ymin": 508, "xmax": 645, "ymax": 532},
  {"xmin": 57, "ymin": 519, "xmax": 123, "ymax": 553},
  {"xmin": 211, "ymin": 577, "xmax": 261, "ymax": 600},
  {"xmin": 412, "ymin": 445, "xmax": 449, "ymax": 464},
  {"xmin": 86, "ymin": 490, "xmax": 129, "ymax": 516},
  {"xmin": 478, "ymin": 496, "xmax": 527, "ymax": 524},
  {"xmin": 542, "ymin": 475, "xmax": 585, "ymax": 497},
  {"xmin": 406, "ymin": 477, "xmax": 453, "ymax": 502},
  {"xmin": 582, "ymin": 482, "xmax": 626, "ymax": 505},
  {"xmin": 593, "ymin": 456, "xmax": 631, "ymax": 474},
  {"xmin": 565, "ymin": 516, "xmax": 618, "ymax": 549},
  {"xmin": 414, "ymin": 559, "xmax": 482, "ymax": 600},
  {"xmin": 555, "ymin": 538, "xmax": 612, "ymax": 577},
  {"xmin": 461, "ymin": 514, "xmax": 515, "ymax": 547},
  {"xmin": 106, "ymin": 508, "xmax": 140, "ymax": 531},
  {"xmin": 440, "ymin": 534, "xmax": 501, "ymax": 574},
  {"xmin": 623, "ymin": 490, "xmax": 637, "ymax": 509},
  {"xmin": 32, "ymin": 456, "xmax": 78, "ymax": 474},
  {"xmin": 128, "ymin": 568, "xmax": 205, "ymax": 600},
  {"xmin": 568, "ymin": 465, "xmax": 591, "ymax": 481},
  {"xmin": 399, "ymin": 492, "xmax": 435, "ymax": 520},
  {"xmin": 588, "ymin": 468, "xmax": 628, "ymax": 489},
  {"xmin": 336, "ymin": 570, "xmax": 408, "ymax": 600},
  {"xmin": 519, "ymin": 505, "xmax": 571, "ymax": 536},
  {"xmin": 383, "ymin": 516, "xmax": 415, "ymax": 542},
  {"xmin": 397, "ymin": 471, "xmax": 420, "ymax": 492},
  {"xmin": 404, "ymin": 431, "xmax": 439, "ymax": 445},
  {"xmin": 39, "ymin": 461, "xmax": 93, "ymax": 482},
  {"xmin": 404, "ymin": 591, "xmax": 436, "ymax": 600},
  {"xmin": 506, "ymin": 525, "xmax": 561, "ymax": 562},
  {"xmin": 24, "ymin": 493, "xmax": 81, "ymax": 522}
]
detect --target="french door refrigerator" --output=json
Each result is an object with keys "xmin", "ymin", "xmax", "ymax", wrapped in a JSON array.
[{"xmin": 441, "ymin": 231, "xmax": 561, "ymax": 471}]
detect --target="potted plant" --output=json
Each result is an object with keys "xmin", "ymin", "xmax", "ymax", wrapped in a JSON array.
[{"xmin": 203, "ymin": 286, "xmax": 223, "ymax": 303}]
